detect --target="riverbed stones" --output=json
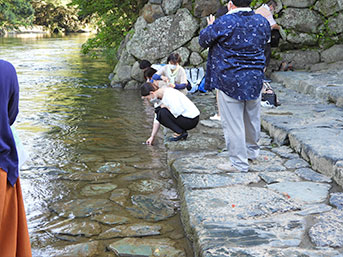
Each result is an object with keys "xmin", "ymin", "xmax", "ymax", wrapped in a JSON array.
[
  {"xmin": 127, "ymin": 8, "xmax": 199, "ymax": 61},
  {"xmin": 127, "ymin": 195, "xmax": 176, "ymax": 221},
  {"xmin": 97, "ymin": 162, "xmax": 135, "ymax": 174},
  {"xmin": 58, "ymin": 172, "xmax": 117, "ymax": 182},
  {"xmin": 295, "ymin": 168, "xmax": 332, "ymax": 183},
  {"xmin": 47, "ymin": 220, "xmax": 101, "ymax": 237},
  {"xmin": 50, "ymin": 199, "xmax": 115, "ymax": 218},
  {"xmin": 91, "ymin": 214, "xmax": 129, "ymax": 225},
  {"xmin": 109, "ymin": 188, "xmax": 130, "ymax": 206},
  {"xmin": 309, "ymin": 209, "xmax": 343, "ymax": 247},
  {"xmin": 107, "ymin": 238, "xmax": 186, "ymax": 257},
  {"xmin": 99, "ymin": 223, "xmax": 162, "ymax": 239},
  {"xmin": 296, "ymin": 203, "xmax": 332, "ymax": 216},
  {"xmin": 267, "ymin": 182, "xmax": 331, "ymax": 204},
  {"xmin": 54, "ymin": 241, "xmax": 99, "ymax": 257},
  {"xmin": 80, "ymin": 183, "xmax": 117, "ymax": 196},
  {"xmin": 259, "ymin": 171, "xmax": 301, "ymax": 184},
  {"xmin": 329, "ymin": 192, "xmax": 343, "ymax": 209},
  {"xmin": 128, "ymin": 179, "xmax": 167, "ymax": 193}
]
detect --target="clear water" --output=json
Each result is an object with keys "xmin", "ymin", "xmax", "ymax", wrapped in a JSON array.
[{"xmin": 0, "ymin": 34, "xmax": 192, "ymax": 256}]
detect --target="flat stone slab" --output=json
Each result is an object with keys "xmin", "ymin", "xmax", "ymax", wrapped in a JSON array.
[
  {"xmin": 329, "ymin": 192, "xmax": 343, "ymax": 209},
  {"xmin": 50, "ymin": 199, "xmax": 115, "ymax": 218},
  {"xmin": 109, "ymin": 188, "xmax": 130, "ymax": 206},
  {"xmin": 58, "ymin": 172, "xmax": 117, "ymax": 182},
  {"xmin": 295, "ymin": 203, "xmax": 332, "ymax": 216},
  {"xmin": 165, "ymin": 134, "xmax": 223, "ymax": 151},
  {"xmin": 54, "ymin": 241, "xmax": 99, "ymax": 257},
  {"xmin": 108, "ymin": 238, "xmax": 186, "ymax": 257},
  {"xmin": 267, "ymin": 182, "xmax": 331, "ymax": 204},
  {"xmin": 309, "ymin": 209, "xmax": 343, "ymax": 247},
  {"xmin": 196, "ymin": 213, "xmax": 305, "ymax": 252},
  {"xmin": 182, "ymin": 186, "xmax": 300, "ymax": 230},
  {"xmin": 44, "ymin": 219, "xmax": 101, "ymax": 237},
  {"xmin": 91, "ymin": 214, "xmax": 129, "ymax": 225},
  {"xmin": 97, "ymin": 162, "xmax": 136, "ymax": 174},
  {"xmin": 128, "ymin": 179, "xmax": 168, "ymax": 193},
  {"xmin": 80, "ymin": 183, "xmax": 117, "ymax": 196},
  {"xmin": 295, "ymin": 168, "xmax": 332, "ymax": 183},
  {"xmin": 98, "ymin": 223, "xmax": 162, "ymax": 239},
  {"xmin": 284, "ymin": 158, "xmax": 310, "ymax": 169},
  {"xmin": 249, "ymin": 150, "xmax": 286, "ymax": 172},
  {"xmin": 127, "ymin": 195, "xmax": 176, "ymax": 221},
  {"xmin": 202, "ymin": 246, "xmax": 341, "ymax": 257},
  {"xmin": 259, "ymin": 171, "xmax": 301, "ymax": 184},
  {"xmin": 180, "ymin": 173, "xmax": 260, "ymax": 189}
]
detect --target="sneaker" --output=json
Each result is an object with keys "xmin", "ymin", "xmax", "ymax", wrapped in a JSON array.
[
  {"xmin": 217, "ymin": 163, "xmax": 246, "ymax": 173},
  {"xmin": 210, "ymin": 113, "xmax": 221, "ymax": 121}
]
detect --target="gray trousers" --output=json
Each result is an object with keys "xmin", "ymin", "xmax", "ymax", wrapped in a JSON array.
[{"xmin": 218, "ymin": 90, "xmax": 261, "ymax": 171}]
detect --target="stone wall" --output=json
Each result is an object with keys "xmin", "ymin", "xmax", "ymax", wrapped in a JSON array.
[{"xmin": 110, "ymin": 0, "xmax": 343, "ymax": 88}]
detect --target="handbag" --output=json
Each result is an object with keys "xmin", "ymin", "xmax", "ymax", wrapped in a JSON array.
[{"xmin": 261, "ymin": 82, "xmax": 278, "ymax": 107}]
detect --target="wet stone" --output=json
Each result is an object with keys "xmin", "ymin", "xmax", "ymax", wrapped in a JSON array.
[
  {"xmin": 80, "ymin": 183, "xmax": 117, "ymax": 196},
  {"xmin": 165, "ymin": 134, "xmax": 223, "ymax": 151},
  {"xmin": 107, "ymin": 238, "xmax": 186, "ymax": 257},
  {"xmin": 267, "ymin": 182, "xmax": 331, "ymax": 204},
  {"xmin": 309, "ymin": 209, "xmax": 343, "ymax": 247},
  {"xmin": 259, "ymin": 171, "xmax": 301, "ymax": 184},
  {"xmin": 127, "ymin": 195, "xmax": 176, "ymax": 221},
  {"xmin": 203, "ymin": 246, "xmax": 341, "ymax": 257},
  {"xmin": 109, "ymin": 188, "xmax": 130, "ymax": 207},
  {"xmin": 270, "ymin": 146, "xmax": 298, "ymax": 159},
  {"xmin": 284, "ymin": 158, "xmax": 310, "ymax": 169},
  {"xmin": 249, "ymin": 150, "xmax": 286, "ymax": 172},
  {"xmin": 54, "ymin": 241, "xmax": 99, "ymax": 257},
  {"xmin": 97, "ymin": 162, "xmax": 135, "ymax": 174},
  {"xmin": 50, "ymin": 199, "xmax": 115, "ymax": 218},
  {"xmin": 295, "ymin": 168, "xmax": 332, "ymax": 183},
  {"xmin": 296, "ymin": 203, "xmax": 332, "ymax": 216},
  {"xmin": 45, "ymin": 220, "xmax": 101, "ymax": 237},
  {"xmin": 200, "ymin": 119, "xmax": 222, "ymax": 129},
  {"xmin": 98, "ymin": 223, "xmax": 162, "ymax": 239},
  {"xmin": 329, "ymin": 192, "xmax": 343, "ymax": 209},
  {"xmin": 59, "ymin": 172, "xmax": 117, "ymax": 182},
  {"xmin": 91, "ymin": 214, "xmax": 129, "ymax": 225},
  {"xmin": 120, "ymin": 170, "xmax": 157, "ymax": 181},
  {"xmin": 180, "ymin": 173, "xmax": 260, "ymax": 189},
  {"xmin": 197, "ymin": 213, "xmax": 305, "ymax": 250},
  {"xmin": 128, "ymin": 179, "xmax": 167, "ymax": 193},
  {"xmin": 169, "ymin": 231, "xmax": 185, "ymax": 240}
]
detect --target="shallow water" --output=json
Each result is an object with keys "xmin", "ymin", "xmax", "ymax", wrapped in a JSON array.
[{"xmin": 0, "ymin": 34, "xmax": 192, "ymax": 256}]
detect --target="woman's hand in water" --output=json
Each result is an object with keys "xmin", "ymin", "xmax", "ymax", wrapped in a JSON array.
[{"xmin": 146, "ymin": 136, "xmax": 155, "ymax": 145}]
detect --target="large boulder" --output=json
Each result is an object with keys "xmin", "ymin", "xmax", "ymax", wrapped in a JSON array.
[
  {"xmin": 189, "ymin": 52, "xmax": 203, "ymax": 66},
  {"xmin": 278, "ymin": 8, "xmax": 322, "ymax": 34},
  {"xmin": 281, "ymin": 0, "xmax": 316, "ymax": 8},
  {"xmin": 127, "ymin": 8, "xmax": 199, "ymax": 62},
  {"xmin": 194, "ymin": 0, "xmax": 221, "ymax": 18},
  {"xmin": 141, "ymin": 3, "xmax": 165, "ymax": 23},
  {"xmin": 321, "ymin": 45, "xmax": 343, "ymax": 63},
  {"xmin": 328, "ymin": 13, "xmax": 343, "ymax": 35},
  {"xmin": 162, "ymin": 0, "xmax": 183, "ymax": 15},
  {"xmin": 286, "ymin": 32, "xmax": 318, "ymax": 47},
  {"xmin": 173, "ymin": 47, "xmax": 190, "ymax": 65},
  {"xmin": 188, "ymin": 36, "xmax": 203, "ymax": 53},
  {"xmin": 314, "ymin": 0, "xmax": 343, "ymax": 17},
  {"xmin": 131, "ymin": 61, "xmax": 145, "ymax": 83},
  {"xmin": 279, "ymin": 50, "xmax": 320, "ymax": 70}
]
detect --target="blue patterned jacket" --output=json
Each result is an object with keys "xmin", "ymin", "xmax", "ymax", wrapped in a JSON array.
[{"xmin": 199, "ymin": 9, "xmax": 270, "ymax": 100}]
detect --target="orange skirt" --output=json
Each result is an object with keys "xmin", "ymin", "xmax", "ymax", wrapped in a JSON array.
[{"xmin": 0, "ymin": 169, "xmax": 32, "ymax": 257}]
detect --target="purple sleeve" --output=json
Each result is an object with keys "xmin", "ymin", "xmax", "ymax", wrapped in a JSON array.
[
  {"xmin": 152, "ymin": 74, "xmax": 162, "ymax": 80},
  {"xmin": 174, "ymin": 83, "xmax": 187, "ymax": 90}
]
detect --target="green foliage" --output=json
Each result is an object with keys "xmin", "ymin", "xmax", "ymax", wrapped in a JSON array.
[
  {"xmin": 70, "ymin": 0, "xmax": 147, "ymax": 62},
  {"xmin": 0, "ymin": 0, "xmax": 34, "ymax": 28},
  {"xmin": 250, "ymin": 0, "xmax": 266, "ymax": 8}
]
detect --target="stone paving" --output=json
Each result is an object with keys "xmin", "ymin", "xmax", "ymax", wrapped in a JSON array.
[{"xmin": 164, "ymin": 65, "xmax": 343, "ymax": 257}]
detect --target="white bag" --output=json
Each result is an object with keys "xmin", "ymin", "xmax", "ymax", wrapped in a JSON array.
[{"xmin": 10, "ymin": 126, "xmax": 30, "ymax": 168}]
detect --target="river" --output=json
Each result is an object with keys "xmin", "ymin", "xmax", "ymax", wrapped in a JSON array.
[{"xmin": 0, "ymin": 34, "xmax": 192, "ymax": 256}]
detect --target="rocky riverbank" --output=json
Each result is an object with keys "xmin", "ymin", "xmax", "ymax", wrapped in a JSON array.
[{"xmin": 163, "ymin": 63, "xmax": 343, "ymax": 256}]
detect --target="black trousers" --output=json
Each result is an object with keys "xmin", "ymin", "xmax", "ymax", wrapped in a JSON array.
[
  {"xmin": 155, "ymin": 107, "xmax": 199, "ymax": 134},
  {"xmin": 264, "ymin": 43, "xmax": 271, "ymax": 68}
]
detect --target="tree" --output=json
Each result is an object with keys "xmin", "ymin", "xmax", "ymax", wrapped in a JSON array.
[
  {"xmin": 0, "ymin": 0, "xmax": 34, "ymax": 28},
  {"xmin": 70, "ymin": 0, "xmax": 147, "ymax": 63}
]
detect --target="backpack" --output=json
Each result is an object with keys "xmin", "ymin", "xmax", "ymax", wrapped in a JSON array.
[{"xmin": 185, "ymin": 67, "xmax": 206, "ymax": 93}]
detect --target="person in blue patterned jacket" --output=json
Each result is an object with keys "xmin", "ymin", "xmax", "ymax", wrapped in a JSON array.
[{"xmin": 199, "ymin": 0, "xmax": 270, "ymax": 173}]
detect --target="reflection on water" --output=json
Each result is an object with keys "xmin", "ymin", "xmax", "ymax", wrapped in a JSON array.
[{"xmin": 0, "ymin": 34, "xmax": 192, "ymax": 256}]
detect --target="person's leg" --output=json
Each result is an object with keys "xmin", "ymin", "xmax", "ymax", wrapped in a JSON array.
[
  {"xmin": 156, "ymin": 107, "xmax": 183, "ymax": 134},
  {"xmin": 244, "ymin": 95, "xmax": 261, "ymax": 160},
  {"xmin": 218, "ymin": 90, "xmax": 249, "ymax": 171},
  {"xmin": 175, "ymin": 115, "xmax": 199, "ymax": 131}
]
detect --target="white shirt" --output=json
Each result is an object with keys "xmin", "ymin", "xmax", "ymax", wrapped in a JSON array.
[{"xmin": 161, "ymin": 88, "xmax": 200, "ymax": 119}]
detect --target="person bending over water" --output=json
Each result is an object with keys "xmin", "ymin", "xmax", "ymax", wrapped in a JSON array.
[{"xmin": 141, "ymin": 82, "xmax": 200, "ymax": 145}]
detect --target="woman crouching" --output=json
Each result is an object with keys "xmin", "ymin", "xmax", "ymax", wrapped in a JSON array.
[{"xmin": 141, "ymin": 82, "xmax": 200, "ymax": 145}]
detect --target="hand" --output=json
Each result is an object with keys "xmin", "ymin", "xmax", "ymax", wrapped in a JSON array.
[
  {"xmin": 161, "ymin": 75, "xmax": 169, "ymax": 82},
  {"xmin": 168, "ymin": 83, "xmax": 175, "ymax": 88},
  {"xmin": 146, "ymin": 136, "xmax": 154, "ymax": 145},
  {"xmin": 207, "ymin": 14, "xmax": 215, "ymax": 26}
]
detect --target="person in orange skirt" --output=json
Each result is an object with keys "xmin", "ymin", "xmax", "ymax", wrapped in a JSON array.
[{"xmin": 0, "ymin": 60, "xmax": 32, "ymax": 257}]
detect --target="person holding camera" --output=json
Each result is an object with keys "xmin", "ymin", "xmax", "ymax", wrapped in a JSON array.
[{"xmin": 199, "ymin": 0, "xmax": 270, "ymax": 173}]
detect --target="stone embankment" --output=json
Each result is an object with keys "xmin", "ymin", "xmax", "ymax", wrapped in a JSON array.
[{"xmin": 164, "ymin": 64, "xmax": 343, "ymax": 256}]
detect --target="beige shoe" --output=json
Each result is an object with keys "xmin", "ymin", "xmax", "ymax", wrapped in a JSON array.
[{"xmin": 217, "ymin": 163, "xmax": 243, "ymax": 173}]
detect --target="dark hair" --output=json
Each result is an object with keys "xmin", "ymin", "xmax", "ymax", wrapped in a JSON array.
[
  {"xmin": 232, "ymin": 0, "xmax": 252, "ymax": 7},
  {"xmin": 267, "ymin": 0, "xmax": 277, "ymax": 8},
  {"xmin": 139, "ymin": 60, "xmax": 152, "ymax": 70},
  {"xmin": 140, "ymin": 82, "xmax": 156, "ymax": 96},
  {"xmin": 144, "ymin": 67, "xmax": 157, "ymax": 80},
  {"xmin": 167, "ymin": 53, "xmax": 182, "ymax": 64},
  {"xmin": 216, "ymin": 5, "xmax": 228, "ymax": 18}
]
